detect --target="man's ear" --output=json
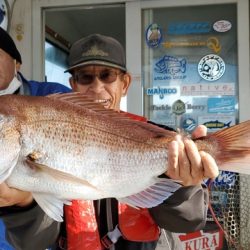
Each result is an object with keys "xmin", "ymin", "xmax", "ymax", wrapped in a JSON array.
[
  {"xmin": 122, "ymin": 73, "xmax": 132, "ymax": 96},
  {"xmin": 69, "ymin": 76, "xmax": 77, "ymax": 91},
  {"xmin": 15, "ymin": 62, "xmax": 21, "ymax": 72}
]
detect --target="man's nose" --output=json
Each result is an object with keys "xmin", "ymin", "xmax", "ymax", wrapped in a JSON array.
[{"xmin": 89, "ymin": 78, "xmax": 104, "ymax": 93}]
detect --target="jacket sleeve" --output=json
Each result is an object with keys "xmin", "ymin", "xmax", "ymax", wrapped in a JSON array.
[
  {"xmin": 1, "ymin": 204, "xmax": 60, "ymax": 250},
  {"xmin": 149, "ymin": 184, "xmax": 208, "ymax": 233}
]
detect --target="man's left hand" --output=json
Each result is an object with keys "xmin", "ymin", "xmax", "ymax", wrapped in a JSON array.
[{"xmin": 166, "ymin": 125, "xmax": 219, "ymax": 186}]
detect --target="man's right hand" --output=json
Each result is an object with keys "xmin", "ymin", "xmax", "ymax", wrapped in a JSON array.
[{"xmin": 0, "ymin": 183, "xmax": 33, "ymax": 207}]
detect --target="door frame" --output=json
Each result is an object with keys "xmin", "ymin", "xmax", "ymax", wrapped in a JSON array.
[{"xmin": 32, "ymin": 0, "xmax": 249, "ymax": 119}]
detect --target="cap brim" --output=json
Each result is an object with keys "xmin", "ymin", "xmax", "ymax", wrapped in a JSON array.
[{"xmin": 65, "ymin": 60, "xmax": 126, "ymax": 73}]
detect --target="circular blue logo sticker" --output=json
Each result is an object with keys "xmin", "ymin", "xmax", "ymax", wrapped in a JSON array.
[
  {"xmin": 182, "ymin": 118, "xmax": 196, "ymax": 132},
  {"xmin": 145, "ymin": 23, "xmax": 162, "ymax": 48}
]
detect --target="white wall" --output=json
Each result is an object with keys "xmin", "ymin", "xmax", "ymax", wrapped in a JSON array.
[{"xmin": 8, "ymin": 0, "xmax": 32, "ymax": 79}]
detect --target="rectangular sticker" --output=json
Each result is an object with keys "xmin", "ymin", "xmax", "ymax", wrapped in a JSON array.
[
  {"xmin": 181, "ymin": 83, "xmax": 235, "ymax": 96},
  {"xmin": 207, "ymin": 97, "xmax": 236, "ymax": 113}
]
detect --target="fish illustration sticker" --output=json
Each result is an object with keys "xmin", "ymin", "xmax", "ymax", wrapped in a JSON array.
[
  {"xmin": 155, "ymin": 55, "xmax": 186, "ymax": 75},
  {"xmin": 198, "ymin": 115, "xmax": 235, "ymax": 132},
  {"xmin": 198, "ymin": 54, "xmax": 225, "ymax": 81},
  {"xmin": 145, "ymin": 23, "xmax": 162, "ymax": 48}
]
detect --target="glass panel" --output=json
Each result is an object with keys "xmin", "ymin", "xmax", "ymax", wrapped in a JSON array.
[
  {"xmin": 142, "ymin": 4, "xmax": 238, "ymax": 133},
  {"xmin": 45, "ymin": 41, "xmax": 71, "ymax": 87}
]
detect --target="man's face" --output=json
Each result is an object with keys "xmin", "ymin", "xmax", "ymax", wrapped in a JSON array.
[
  {"xmin": 0, "ymin": 49, "xmax": 15, "ymax": 90},
  {"xmin": 69, "ymin": 65, "xmax": 131, "ymax": 111}
]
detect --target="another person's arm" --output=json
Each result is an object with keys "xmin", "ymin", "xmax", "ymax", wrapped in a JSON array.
[
  {"xmin": 1, "ymin": 203, "xmax": 60, "ymax": 250},
  {"xmin": 0, "ymin": 183, "xmax": 59, "ymax": 250}
]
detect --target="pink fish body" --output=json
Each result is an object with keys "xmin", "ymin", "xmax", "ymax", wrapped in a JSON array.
[{"xmin": 0, "ymin": 93, "xmax": 250, "ymax": 221}]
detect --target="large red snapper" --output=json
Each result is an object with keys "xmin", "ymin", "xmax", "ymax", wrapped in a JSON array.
[{"xmin": 0, "ymin": 93, "xmax": 250, "ymax": 222}]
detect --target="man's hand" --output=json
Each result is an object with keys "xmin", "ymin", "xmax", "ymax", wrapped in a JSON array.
[
  {"xmin": 0, "ymin": 183, "xmax": 33, "ymax": 207},
  {"xmin": 166, "ymin": 125, "xmax": 219, "ymax": 186}
]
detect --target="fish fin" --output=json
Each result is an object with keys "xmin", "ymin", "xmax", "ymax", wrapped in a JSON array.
[
  {"xmin": 25, "ymin": 158, "xmax": 99, "ymax": 191},
  {"xmin": 118, "ymin": 178, "xmax": 181, "ymax": 208},
  {"xmin": 47, "ymin": 93, "xmax": 178, "ymax": 139},
  {"xmin": 32, "ymin": 192, "xmax": 71, "ymax": 222},
  {"xmin": 0, "ymin": 154, "xmax": 19, "ymax": 183},
  {"xmin": 198, "ymin": 120, "xmax": 250, "ymax": 174},
  {"xmin": 47, "ymin": 92, "xmax": 107, "ymax": 111}
]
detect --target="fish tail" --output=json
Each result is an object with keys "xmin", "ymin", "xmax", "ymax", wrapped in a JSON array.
[{"xmin": 196, "ymin": 120, "xmax": 250, "ymax": 174}]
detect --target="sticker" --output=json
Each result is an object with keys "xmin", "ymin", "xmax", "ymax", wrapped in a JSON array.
[
  {"xmin": 154, "ymin": 55, "xmax": 186, "ymax": 75},
  {"xmin": 168, "ymin": 21, "xmax": 211, "ymax": 35},
  {"xmin": 145, "ymin": 23, "xmax": 162, "ymax": 48},
  {"xmin": 210, "ymin": 191, "xmax": 228, "ymax": 206},
  {"xmin": 185, "ymin": 102, "xmax": 206, "ymax": 111},
  {"xmin": 151, "ymin": 104, "xmax": 171, "ymax": 111},
  {"xmin": 198, "ymin": 115, "xmax": 235, "ymax": 132},
  {"xmin": 207, "ymin": 97, "xmax": 235, "ymax": 113},
  {"xmin": 178, "ymin": 230, "xmax": 224, "ymax": 250},
  {"xmin": 162, "ymin": 36, "xmax": 221, "ymax": 53},
  {"xmin": 146, "ymin": 86, "xmax": 177, "ymax": 99},
  {"xmin": 182, "ymin": 118, "xmax": 196, "ymax": 132},
  {"xmin": 172, "ymin": 99, "xmax": 186, "ymax": 115},
  {"xmin": 213, "ymin": 20, "xmax": 232, "ymax": 32},
  {"xmin": 213, "ymin": 171, "xmax": 237, "ymax": 187},
  {"xmin": 181, "ymin": 83, "xmax": 235, "ymax": 96},
  {"xmin": 198, "ymin": 54, "xmax": 225, "ymax": 81},
  {"xmin": 0, "ymin": 0, "xmax": 9, "ymax": 30},
  {"xmin": 206, "ymin": 37, "xmax": 221, "ymax": 53}
]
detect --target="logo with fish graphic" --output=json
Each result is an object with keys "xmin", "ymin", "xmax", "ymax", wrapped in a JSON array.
[
  {"xmin": 182, "ymin": 118, "xmax": 196, "ymax": 132},
  {"xmin": 198, "ymin": 54, "xmax": 225, "ymax": 81},
  {"xmin": 145, "ymin": 23, "xmax": 162, "ymax": 48},
  {"xmin": 203, "ymin": 120, "xmax": 231, "ymax": 129},
  {"xmin": 155, "ymin": 55, "xmax": 186, "ymax": 75}
]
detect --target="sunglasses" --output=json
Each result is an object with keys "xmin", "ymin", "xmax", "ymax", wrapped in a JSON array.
[{"xmin": 73, "ymin": 70, "xmax": 124, "ymax": 85}]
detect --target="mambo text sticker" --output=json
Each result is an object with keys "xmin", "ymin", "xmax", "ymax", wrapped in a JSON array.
[
  {"xmin": 198, "ymin": 54, "xmax": 225, "ymax": 81},
  {"xmin": 145, "ymin": 23, "xmax": 162, "ymax": 48},
  {"xmin": 146, "ymin": 86, "xmax": 177, "ymax": 99},
  {"xmin": 213, "ymin": 20, "xmax": 232, "ymax": 32}
]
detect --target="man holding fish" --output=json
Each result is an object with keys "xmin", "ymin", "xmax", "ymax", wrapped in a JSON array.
[{"xmin": 0, "ymin": 34, "xmax": 219, "ymax": 250}]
